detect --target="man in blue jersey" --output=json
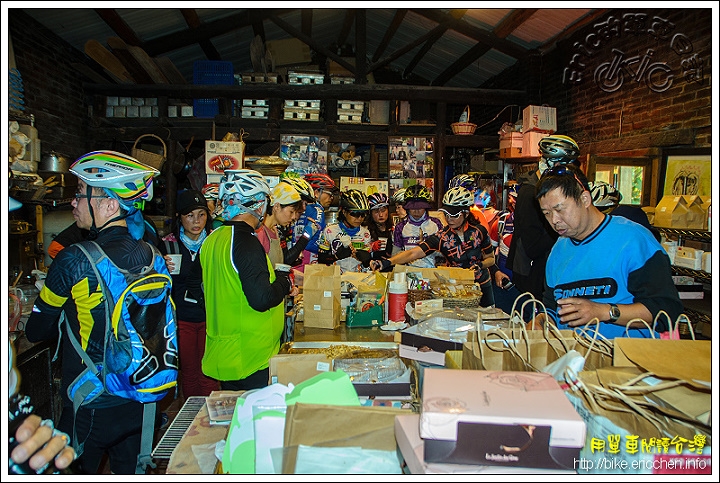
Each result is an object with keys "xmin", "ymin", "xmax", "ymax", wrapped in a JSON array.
[{"xmin": 535, "ymin": 163, "xmax": 682, "ymax": 338}]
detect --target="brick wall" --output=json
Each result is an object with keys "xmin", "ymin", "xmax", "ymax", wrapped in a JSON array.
[
  {"xmin": 9, "ymin": 10, "xmax": 94, "ymax": 158},
  {"xmin": 480, "ymin": 8, "xmax": 712, "ymax": 154}
]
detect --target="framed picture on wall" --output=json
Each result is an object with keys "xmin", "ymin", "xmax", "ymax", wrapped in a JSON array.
[{"xmin": 659, "ymin": 147, "xmax": 711, "ymax": 198}]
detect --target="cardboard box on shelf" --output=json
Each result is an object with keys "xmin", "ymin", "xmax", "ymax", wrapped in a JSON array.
[
  {"xmin": 499, "ymin": 132, "xmax": 523, "ymax": 158},
  {"xmin": 522, "ymin": 105, "xmax": 557, "ymax": 133},
  {"xmin": 522, "ymin": 131, "xmax": 551, "ymax": 158},
  {"xmin": 205, "ymin": 140, "xmax": 245, "ymax": 174},
  {"xmin": 420, "ymin": 368, "xmax": 585, "ymax": 470},
  {"xmin": 266, "ymin": 38, "xmax": 312, "ymax": 67}
]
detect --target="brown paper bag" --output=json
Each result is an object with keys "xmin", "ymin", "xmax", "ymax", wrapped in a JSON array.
[
  {"xmin": 282, "ymin": 403, "xmax": 409, "ymax": 473},
  {"xmin": 303, "ymin": 264, "xmax": 341, "ymax": 329}
]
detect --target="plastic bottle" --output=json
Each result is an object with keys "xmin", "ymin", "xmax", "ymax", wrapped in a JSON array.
[{"xmin": 387, "ymin": 280, "xmax": 408, "ymax": 323}]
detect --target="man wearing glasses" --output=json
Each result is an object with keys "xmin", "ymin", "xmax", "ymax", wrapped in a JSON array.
[{"xmin": 535, "ymin": 163, "xmax": 683, "ymax": 338}]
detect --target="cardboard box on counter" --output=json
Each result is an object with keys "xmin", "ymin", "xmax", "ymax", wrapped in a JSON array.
[
  {"xmin": 303, "ymin": 264, "xmax": 341, "ymax": 329},
  {"xmin": 522, "ymin": 105, "xmax": 557, "ymax": 133},
  {"xmin": 681, "ymin": 195, "xmax": 708, "ymax": 229},
  {"xmin": 205, "ymin": 140, "xmax": 245, "ymax": 174},
  {"xmin": 420, "ymin": 368, "xmax": 585, "ymax": 470},
  {"xmin": 654, "ymin": 195, "xmax": 690, "ymax": 228}
]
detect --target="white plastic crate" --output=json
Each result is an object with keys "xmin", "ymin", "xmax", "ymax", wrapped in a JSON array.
[
  {"xmin": 284, "ymin": 99, "xmax": 321, "ymax": 109},
  {"xmin": 331, "ymin": 76, "xmax": 355, "ymax": 85},
  {"xmin": 338, "ymin": 113, "xmax": 363, "ymax": 124}
]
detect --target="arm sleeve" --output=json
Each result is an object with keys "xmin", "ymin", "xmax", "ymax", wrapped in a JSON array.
[
  {"xmin": 232, "ymin": 233, "xmax": 289, "ymax": 312},
  {"xmin": 627, "ymin": 251, "xmax": 684, "ymax": 331},
  {"xmin": 284, "ymin": 233, "xmax": 309, "ymax": 265}
]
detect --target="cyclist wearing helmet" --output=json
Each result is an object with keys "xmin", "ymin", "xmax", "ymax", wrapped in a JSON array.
[
  {"xmin": 364, "ymin": 192, "xmax": 394, "ymax": 268},
  {"xmin": 372, "ymin": 186, "xmax": 496, "ymax": 307},
  {"xmin": 256, "ymin": 181, "xmax": 305, "ymax": 268},
  {"xmin": 590, "ymin": 180, "xmax": 660, "ymax": 241},
  {"xmin": 160, "ymin": 189, "xmax": 218, "ymax": 398},
  {"xmin": 507, "ymin": 135, "xmax": 580, "ymax": 299},
  {"xmin": 317, "ymin": 189, "xmax": 373, "ymax": 272},
  {"xmin": 281, "ymin": 172, "xmax": 331, "ymax": 271},
  {"xmin": 201, "ymin": 183, "xmax": 225, "ymax": 229},
  {"xmin": 392, "ymin": 184, "xmax": 444, "ymax": 268},
  {"xmin": 535, "ymin": 163, "xmax": 682, "ymax": 339},
  {"xmin": 25, "ymin": 151, "xmax": 168, "ymax": 474},
  {"xmin": 188, "ymin": 169, "xmax": 295, "ymax": 392},
  {"xmin": 391, "ymin": 187, "xmax": 408, "ymax": 222}
]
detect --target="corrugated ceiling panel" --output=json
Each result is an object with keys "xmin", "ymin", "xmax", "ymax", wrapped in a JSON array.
[{"xmin": 511, "ymin": 9, "xmax": 592, "ymax": 44}]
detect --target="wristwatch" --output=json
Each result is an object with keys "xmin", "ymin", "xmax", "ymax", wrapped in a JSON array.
[{"xmin": 608, "ymin": 303, "xmax": 621, "ymax": 322}]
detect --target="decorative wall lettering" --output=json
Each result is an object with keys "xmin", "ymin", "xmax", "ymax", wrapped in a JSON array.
[{"xmin": 562, "ymin": 13, "xmax": 705, "ymax": 93}]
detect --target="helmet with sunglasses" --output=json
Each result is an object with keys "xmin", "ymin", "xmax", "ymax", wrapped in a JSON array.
[
  {"xmin": 443, "ymin": 186, "xmax": 474, "ymax": 207},
  {"xmin": 391, "ymin": 188, "xmax": 407, "ymax": 205},
  {"xmin": 340, "ymin": 189, "xmax": 369, "ymax": 212},
  {"xmin": 280, "ymin": 172, "xmax": 316, "ymax": 203},
  {"xmin": 448, "ymin": 174, "xmax": 475, "ymax": 191},
  {"xmin": 219, "ymin": 169, "xmax": 270, "ymax": 201},
  {"xmin": 404, "ymin": 184, "xmax": 432, "ymax": 203},
  {"xmin": 368, "ymin": 192, "xmax": 389, "ymax": 210},
  {"xmin": 304, "ymin": 172, "xmax": 336, "ymax": 191},
  {"xmin": 538, "ymin": 135, "xmax": 580, "ymax": 167},
  {"xmin": 590, "ymin": 181, "xmax": 622, "ymax": 210},
  {"xmin": 71, "ymin": 150, "xmax": 159, "ymax": 201}
]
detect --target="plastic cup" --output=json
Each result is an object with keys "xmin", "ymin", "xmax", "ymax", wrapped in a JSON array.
[{"xmin": 167, "ymin": 254, "xmax": 182, "ymax": 275}]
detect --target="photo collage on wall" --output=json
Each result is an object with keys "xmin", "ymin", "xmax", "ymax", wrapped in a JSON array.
[
  {"xmin": 280, "ymin": 134, "xmax": 329, "ymax": 175},
  {"xmin": 388, "ymin": 136, "xmax": 435, "ymax": 200}
]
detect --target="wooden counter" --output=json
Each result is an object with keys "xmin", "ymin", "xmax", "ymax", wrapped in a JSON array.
[{"xmin": 293, "ymin": 321, "xmax": 397, "ymax": 344}]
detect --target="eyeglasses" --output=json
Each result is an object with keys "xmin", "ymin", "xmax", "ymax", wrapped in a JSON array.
[
  {"xmin": 444, "ymin": 211, "xmax": 465, "ymax": 219},
  {"xmin": 544, "ymin": 164, "xmax": 589, "ymax": 191},
  {"xmin": 74, "ymin": 192, "xmax": 110, "ymax": 201},
  {"xmin": 347, "ymin": 210, "xmax": 368, "ymax": 218}
]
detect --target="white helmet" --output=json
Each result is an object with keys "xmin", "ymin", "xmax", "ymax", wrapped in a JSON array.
[
  {"xmin": 442, "ymin": 186, "xmax": 474, "ymax": 207},
  {"xmin": 71, "ymin": 150, "xmax": 159, "ymax": 201},
  {"xmin": 219, "ymin": 169, "xmax": 270, "ymax": 201}
]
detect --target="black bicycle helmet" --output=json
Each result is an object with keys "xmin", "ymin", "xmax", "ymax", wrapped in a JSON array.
[
  {"xmin": 538, "ymin": 135, "xmax": 580, "ymax": 166},
  {"xmin": 339, "ymin": 189, "xmax": 369, "ymax": 211}
]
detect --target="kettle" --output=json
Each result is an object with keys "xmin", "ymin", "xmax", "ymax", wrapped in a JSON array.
[{"xmin": 39, "ymin": 151, "xmax": 71, "ymax": 173}]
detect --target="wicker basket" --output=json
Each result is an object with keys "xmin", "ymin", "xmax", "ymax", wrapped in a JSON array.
[
  {"xmin": 450, "ymin": 105, "xmax": 477, "ymax": 135},
  {"xmin": 408, "ymin": 289, "xmax": 433, "ymax": 306},
  {"xmin": 132, "ymin": 134, "xmax": 167, "ymax": 171}
]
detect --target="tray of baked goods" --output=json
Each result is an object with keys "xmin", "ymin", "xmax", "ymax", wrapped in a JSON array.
[{"xmin": 274, "ymin": 342, "xmax": 418, "ymax": 402}]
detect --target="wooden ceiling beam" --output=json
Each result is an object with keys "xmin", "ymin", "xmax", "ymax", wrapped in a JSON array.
[
  {"xmin": 433, "ymin": 41, "xmax": 490, "ymax": 87},
  {"xmin": 372, "ymin": 8, "xmax": 407, "ymax": 62},
  {"xmin": 404, "ymin": 9, "xmax": 466, "ymax": 78},
  {"xmin": 181, "ymin": 9, "xmax": 222, "ymax": 61},
  {"xmin": 412, "ymin": 8, "xmax": 527, "ymax": 59},
  {"xmin": 301, "ymin": 9, "xmax": 313, "ymax": 37},
  {"xmin": 94, "ymin": 8, "xmax": 143, "ymax": 47},
  {"xmin": 337, "ymin": 9, "xmax": 355, "ymax": 48},
  {"xmin": 538, "ymin": 8, "xmax": 610, "ymax": 53},
  {"xmin": 493, "ymin": 9, "xmax": 538, "ymax": 39},
  {"xmin": 143, "ymin": 9, "xmax": 293, "ymax": 56},
  {"xmin": 355, "ymin": 10, "xmax": 367, "ymax": 83},
  {"xmin": 85, "ymin": 82, "xmax": 528, "ymax": 106},
  {"xmin": 269, "ymin": 14, "xmax": 356, "ymax": 73}
]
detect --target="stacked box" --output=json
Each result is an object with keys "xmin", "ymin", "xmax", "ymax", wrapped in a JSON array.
[
  {"xmin": 283, "ymin": 99, "xmax": 321, "ymax": 121},
  {"xmin": 240, "ymin": 72, "xmax": 280, "ymax": 84},
  {"xmin": 193, "ymin": 60, "xmax": 234, "ymax": 118},
  {"xmin": 239, "ymin": 99, "xmax": 269, "ymax": 119},
  {"xmin": 330, "ymin": 75, "xmax": 355, "ymax": 85},
  {"xmin": 288, "ymin": 70, "xmax": 324, "ymax": 85},
  {"xmin": 337, "ymin": 100, "xmax": 365, "ymax": 124}
]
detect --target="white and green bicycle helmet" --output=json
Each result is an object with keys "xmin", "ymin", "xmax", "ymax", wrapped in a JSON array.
[{"xmin": 71, "ymin": 150, "xmax": 159, "ymax": 201}]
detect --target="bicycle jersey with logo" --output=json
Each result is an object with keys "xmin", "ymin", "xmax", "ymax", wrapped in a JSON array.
[
  {"xmin": 418, "ymin": 221, "xmax": 494, "ymax": 285},
  {"xmin": 497, "ymin": 211, "xmax": 515, "ymax": 277},
  {"xmin": 318, "ymin": 221, "xmax": 372, "ymax": 272},
  {"xmin": 392, "ymin": 213, "xmax": 444, "ymax": 268}
]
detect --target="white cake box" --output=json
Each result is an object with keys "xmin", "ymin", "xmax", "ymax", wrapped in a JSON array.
[{"xmin": 420, "ymin": 368, "xmax": 585, "ymax": 470}]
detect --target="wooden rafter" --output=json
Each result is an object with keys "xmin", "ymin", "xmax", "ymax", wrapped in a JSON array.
[
  {"xmin": 301, "ymin": 9, "xmax": 313, "ymax": 37},
  {"xmin": 94, "ymin": 8, "xmax": 143, "ymax": 47},
  {"xmin": 181, "ymin": 9, "xmax": 221, "ymax": 61},
  {"xmin": 372, "ymin": 9, "xmax": 407, "ymax": 62},
  {"xmin": 337, "ymin": 10, "xmax": 356, "ymax": 48},
  {"xmin": 493, "ymin": 9, "xmax": 538, "ymax": 39},
  {"xmin": 403, "ymin": 9, "xmax": 466, "ymax": 78}
]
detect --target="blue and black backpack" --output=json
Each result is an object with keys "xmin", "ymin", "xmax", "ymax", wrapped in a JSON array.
[{"xmin": 58, "ymin": 240, "xmax": 178, "ymax": 473}]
